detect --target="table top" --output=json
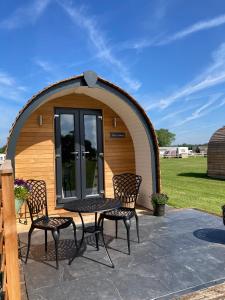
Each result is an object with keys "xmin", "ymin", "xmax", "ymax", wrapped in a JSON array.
[{"xmin": 63, "ymin": 197, "xmax": 121, "ymax": 213}]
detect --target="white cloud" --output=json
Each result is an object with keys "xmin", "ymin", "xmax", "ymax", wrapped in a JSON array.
[
  {"xmin": 0, "ymin": 0, "xmax": 51, "ymax": 29},
  {"xmin": 0, "ymin": 102, "xmax": 21, "ymax": 146},
  {"xmin": 218, "ymin": 97, "xmax": 225, "ymax": 107},
  {"xmin": 159, "ymin": 14, "xmax": 225, "ymax": 46},
  {"xmin": 174, "ymin": 122, "xmax": 221, "ymax": 144},
  {"xmin": 34, "ymin": 58, "xmax": 71, "ymax": 85},
  {"xmin": 0, "ymin": 72, "xmax": 15, "ymax": 86},
  {"xmin": 35, "ymin": 59, "xmax": 54, "ymax": 73},
  {"xmin": 58, "ymin": 1, "xmax": 141, "ymax": 91},
  {"xmin": 146, "ymin": 42, "xmax": 225, "ymax": 110},
  {"xmin": 160, "ymin": 104, "xmax": 199, "ymax": 122},
  {"xmin": 0, "ymin": 71, "xmax": 27, "ymax": 102},
  {"xmin": 153, "ymin": 0, "xmax": 168, "ymax": 21},
  {"xmin": 116, "ymin": 34, "xmax": 163, "ymax": 52},
  {"xmin": 173, "ymin": 94, "xmax": 223, "ymax": 127},
  {"xmin": 124, "ymin": 13, "xmax": 225, "ymax": 51},
  {"xmin": 0, "ymin": 71, "xmax": 28, "ymax": 145}
]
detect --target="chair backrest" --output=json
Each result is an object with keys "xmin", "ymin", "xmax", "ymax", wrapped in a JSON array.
[
  {"xmin": 113, "ymin": 173, "xmax": 142, "ymax": 205},
  {"xmin": 26, "ymin": 180, "xmax": 48, "ymax": 222}
]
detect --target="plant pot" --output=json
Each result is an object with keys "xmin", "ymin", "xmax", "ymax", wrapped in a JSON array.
[
  {"xmin": 153, "ymin": 204, "xmax": 165, "ymax": 216},
  {"xmin": 15, "ymin": 198, "xmax": 24, "ymax": 214},
  {"xmin": 222, "ymin": 205, "xmax": 225, "ymax": 225}
]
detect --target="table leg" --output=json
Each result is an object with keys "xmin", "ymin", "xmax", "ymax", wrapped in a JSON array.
[
  {"xmin": 98, "ymin": 216, "xmax": 114, "ymax": 268},
  {"xmin": 69, "ymin": 212, "xmax": 85, "ymax": 265},
  {"xmin": 69, "ymin": 211, "xmax": 115, "ymax": 268}
]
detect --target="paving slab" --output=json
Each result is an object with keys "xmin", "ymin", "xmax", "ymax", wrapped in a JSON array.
[{"xmin": 19, "ymin": 208, "xmax": 225, "ymax": 300}]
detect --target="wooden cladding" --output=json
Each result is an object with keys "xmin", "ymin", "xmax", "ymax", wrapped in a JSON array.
[
  {"xmin": 0, "ymin": 160, "xmax": 21, "ymax": 300},
  {"xmin": 208, "ymin": 126, "xmax": 225, "ymax": 179},
  {"xmin": 15, "ymin": 94, "xmax": 136, "ymax": 213}
]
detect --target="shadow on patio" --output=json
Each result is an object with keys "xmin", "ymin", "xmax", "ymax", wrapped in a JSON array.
[{"xmin": 193, "ymin": 228, "xmax": 225, "ymax": 245}]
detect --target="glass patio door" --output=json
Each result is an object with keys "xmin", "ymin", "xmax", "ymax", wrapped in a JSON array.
[{"xmin": 55, "ymin": 108, "xmax": 104, "ymax": 205}]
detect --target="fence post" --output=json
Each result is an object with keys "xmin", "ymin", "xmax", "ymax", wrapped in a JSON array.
[{"xmin": 0, "ymin": 160, "xmax": 21, "ymax": 300}]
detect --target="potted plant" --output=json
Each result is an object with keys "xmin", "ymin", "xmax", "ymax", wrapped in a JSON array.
[
  {"xmin": 151, "ymin": 193, "xmax": 168, "ymax": 216},
  {"xmin": 14, "ymin": 179, "xmax": 30, "ymax": 214},
  {"xmin": 222, "ymin": 205, "xmax": 225, "ymax": 225}
]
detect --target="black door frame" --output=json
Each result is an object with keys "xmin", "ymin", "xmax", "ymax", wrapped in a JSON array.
[
  {"xmin": 54, "ymin": 108, "xmax": 104, "ymax": 206},
  {"xmin": 79, "ymin": 109, "xmax": 104, "ymax": 199}
]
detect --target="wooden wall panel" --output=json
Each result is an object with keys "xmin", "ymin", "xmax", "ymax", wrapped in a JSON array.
[{"xmin": 15, "ymin": 94, "xmax": 135, "ymax": 213}]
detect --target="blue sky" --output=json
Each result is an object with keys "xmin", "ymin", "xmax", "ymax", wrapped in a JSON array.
[{"xmin": 1, "ymin": 0, "xmax": 225, "ymax": 146}]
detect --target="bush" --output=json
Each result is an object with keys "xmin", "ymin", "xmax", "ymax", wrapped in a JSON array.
[{"xmin": 151, "ymin": 193, "xmax": 168, "ymax": 205}]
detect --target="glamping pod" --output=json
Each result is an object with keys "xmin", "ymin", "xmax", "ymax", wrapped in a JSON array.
[
  {"xmin": 7, "ymin": 71, "xmax": 160, "ymax": 214},
  {"xmin": 208, "ymin": 126, "xmax": 225, "ymax": 179}
]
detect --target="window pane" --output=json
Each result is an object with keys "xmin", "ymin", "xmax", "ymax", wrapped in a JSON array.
[
  {"xmin": 84, "ymin": 115, "xmax": 98, "ymax": 195},
  {"xmin": 60, "ymin": 114, "xmax": 76, "ymax": 198}
]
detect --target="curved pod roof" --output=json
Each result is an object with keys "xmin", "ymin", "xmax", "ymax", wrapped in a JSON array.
[
  {"xmin": 208, "ymin": 126, "xmax": 225, "ymax": 144},
  {"xmin": 7, "ymin": 71, "xmax": 160, "ymax": 195}
]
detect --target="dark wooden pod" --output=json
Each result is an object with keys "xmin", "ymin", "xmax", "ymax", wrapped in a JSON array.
[{"xmin": 208, "ymin": 126, "xmax": 225, "ymax": 179}]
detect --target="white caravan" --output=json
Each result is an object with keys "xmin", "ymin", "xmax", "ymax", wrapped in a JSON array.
[{"xmin": 162, "ymin": 147, "xmax": 189, "ymax": 158}]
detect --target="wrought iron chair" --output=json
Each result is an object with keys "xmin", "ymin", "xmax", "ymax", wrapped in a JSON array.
[
  {"xmin": 25, "ymin": 179, "xmax": 77, "ymax": 269},
  {"xmin": 100, "ymin": 173, "xmax": 142, "ymax": 254}
]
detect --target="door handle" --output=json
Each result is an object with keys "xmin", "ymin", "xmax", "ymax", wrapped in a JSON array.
[
  {"xmin": 82, "ymin": 151, "xmax": 90, "ymax": 158},
  {"xmin": 99, "ymin": 152, "xmax": 104, "ymax": 158},
  {"xmin": 71, "ymin": 151, "xmax": 79, "ymax": 159}
]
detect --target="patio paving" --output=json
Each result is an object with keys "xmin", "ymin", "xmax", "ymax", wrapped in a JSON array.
[{"xmin": 19, "ymin": 208, "xmax": 225, "ymax": 300}]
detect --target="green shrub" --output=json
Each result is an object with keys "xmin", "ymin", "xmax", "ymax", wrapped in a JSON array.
[{"xmin": 151, "ymin": 193, "xmax": 168, "ymax": 205}]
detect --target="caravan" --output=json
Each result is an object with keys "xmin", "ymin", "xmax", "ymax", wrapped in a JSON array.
[{"xmin": 162, "ymin": 147, "xmax": 189, "ymax": 158}]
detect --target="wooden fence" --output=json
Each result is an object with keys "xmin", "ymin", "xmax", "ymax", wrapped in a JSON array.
[
  {"xmin": 0, "ymin": 160, "xmax": 21, "ymax": 300},
  {"xmin": 162, "ymin": 153, "xmax": 207, "ymax": 158}
]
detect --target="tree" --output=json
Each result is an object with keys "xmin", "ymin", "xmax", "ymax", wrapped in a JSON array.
[
  {"xmin": 155, "ymin": 129, "xmax": 176, "ymax": 147},
  {"xmin": 0, "ymin": 145, "xmax": 6, "ymax": 153}
]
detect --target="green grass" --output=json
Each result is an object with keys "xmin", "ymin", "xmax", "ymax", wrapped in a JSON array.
[{"xmin": 160, "ymin": 157, "xmax": 225, "ymax": 215}]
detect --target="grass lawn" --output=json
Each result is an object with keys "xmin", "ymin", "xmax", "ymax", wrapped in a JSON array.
[{"xmin": 160, "ymin": 156, "xmax": 225, "ymax": 215}]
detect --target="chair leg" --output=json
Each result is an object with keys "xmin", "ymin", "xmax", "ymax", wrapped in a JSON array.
[
  {"xmin": 95, "ymin": 213, "xmax": 99, "ymax": 250},
  {"xmin": 115, "ymin": 220, "xmax": 118, "ymax": 238},
  {"xmin": 95, "ymin": 232, "xmax": 99, "ymax": 250},
  {"xmin": 25, "ymin": 226, "xmax": 34, "ymax": 263},
  {"xmin": 18, "ymin": 234, "xmax": 22, "ymax": 259},
  {"xmin": 98, "ymin": 215, "xmax": 105, "ymax": 246},
  {"xmin": 98, "ymin": 216, "xmax": 103, "ymax": 229},
  {"xmin": 124, "ymin": 219, "xmax": 131, "ymax": 255},
  {"xmin": 135, "ymin": 212, "xmax": 140, "ymax": 243},
  {"xmin": 45, "ymin": 230, "xmax": 48, "ymax": 252},
  {"xmin": 71, "ymin": 220, "xmax": 78, "ymax": 248},
  {"xmin": 52, "ymin": 230, "xmax": 59, "ymax": 269}
]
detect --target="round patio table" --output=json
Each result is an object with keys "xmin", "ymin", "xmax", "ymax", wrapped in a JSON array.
[{"xmin": 64, "ymin": 197, "xmax": 121, "ymax": 268}]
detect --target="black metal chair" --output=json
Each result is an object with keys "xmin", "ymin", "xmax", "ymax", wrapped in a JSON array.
[
  {"xmin": 100, "ymin": 173, "xmax": 142, "ymax": 254},
  {"xmin": 25, "ymin": 179, "xmax": 77, "ymax": 269}
]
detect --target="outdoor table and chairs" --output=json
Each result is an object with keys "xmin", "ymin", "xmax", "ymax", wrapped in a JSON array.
[
  {"xmin": 64, "ymin": 173, "xmax": 142, "ymax": 266},
  {"xmin": 24, "ymin": 173, "xmax": 142, "ymax": 269},
  {"xmin": 64, "ymin": 197, "xmax": 121, "ymax": 268}
]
